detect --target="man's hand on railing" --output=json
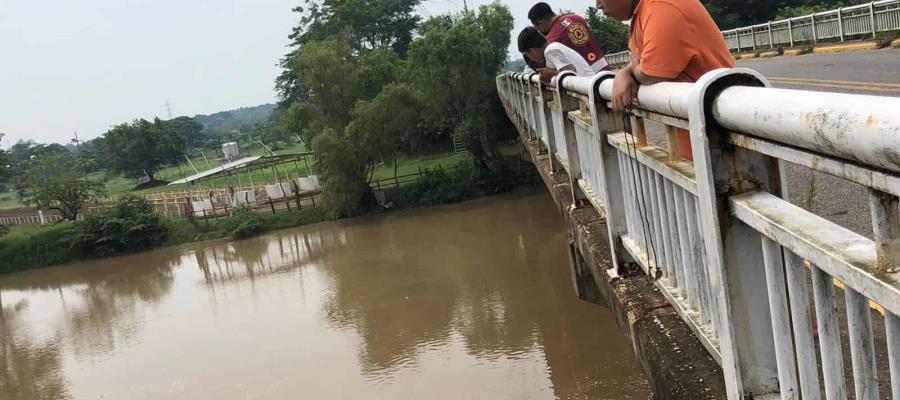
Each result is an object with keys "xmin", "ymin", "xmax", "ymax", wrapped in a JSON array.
[
  {"xmin": 612, "ymin": 64, "xmax": 639, "ymax": 112},
  {"xmin": 537, "ymin": 67, "xmax": 557, "ymax": 84}
]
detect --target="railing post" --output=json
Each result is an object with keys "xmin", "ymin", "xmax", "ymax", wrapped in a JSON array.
[
  {"xmin": 554, "ymin": 72, "xmax": 585, "ymax": 201},
  {"xmin": 536, "ymin": 79, "xmax": 554, "ymax": 156},
  {"xmin": 736, "ymin": 30, "xmax": 742, "ymax": 51},
  {"xmin": 812, "ymin": 13, "xmax": 818, "ymax": 44},
  {"xmin": 545, "ymin": 80, "xmax": 563, "ymax": 173},
  {"xmin": 751, "ymin": 28, "xmax": 757, "ymax": 50},
  {"xmin": 767, "ymin": 22, "xmax": 774, "ymax": 48},
  {"xmin": 870, "ymin": 1, "xmax": 878, "ymax": 38},
  {"xmin": 788, "ymin": 18, "xmax": 794, "ymax": 47},
  {"xmin": 586, "ymin": 72, "xmax": 629, "ymax": 273},
  {"xmin": 688, "ymin": 68, "xmax": 778, "ymax": 399},
  {"xmin": 838, "ymin": 7, "xmax": 845, "ymax": 42},
  {"xmin": 868, "ymin": 188, "xmax": 900, "ymax": 272},
  {"xmin": 528, "ymin": 74, "xmax": 542, "ymax": 142}
]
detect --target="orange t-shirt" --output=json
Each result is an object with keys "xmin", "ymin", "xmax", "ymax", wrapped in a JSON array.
[
  {"xmin": 629, "ymin": 0, "xmax": 734, "ymax": 160},
  {"xmin": 629, "ymin": 0, "xmax": 735, "ymax": 83}
]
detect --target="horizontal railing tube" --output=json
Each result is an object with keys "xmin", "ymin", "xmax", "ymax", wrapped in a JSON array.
[
  {"xmin": 560, "ymin": 75, "xmax": 593, "ymax": 95},
  {"xmin": 713, "ymin": 86, "xmax": 900, "ymax": 174},
  {"xmin": 598, "ymin": 80, "xmax": 692, "ymax": 119}
]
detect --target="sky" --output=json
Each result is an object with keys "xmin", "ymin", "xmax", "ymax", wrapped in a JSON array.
[{"xmin": 0, "ymin": 0, "xmax": 595, "ymax": 147}]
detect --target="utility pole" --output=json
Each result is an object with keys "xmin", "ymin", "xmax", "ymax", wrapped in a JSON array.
[
  {"xmin": 71, "ymin": 131, "xmax": 81, "ymax": 152},
  {"xmin": 165, "ymin": 100, "xmax": 174, "ymax": 119}
]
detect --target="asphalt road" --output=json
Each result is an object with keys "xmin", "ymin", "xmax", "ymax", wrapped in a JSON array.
[
  {"xmin": 650, "ymin": 48, "xmax": 900, "ymax": 237},
  {"xmin": 736, "ymin": 47, "xmax": 900, "ymax": 96}
]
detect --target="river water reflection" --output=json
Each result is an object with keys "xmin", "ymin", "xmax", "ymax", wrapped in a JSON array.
[{"xmin": 0, "ymin": 193, "xmax": 649, "ymax": 399}]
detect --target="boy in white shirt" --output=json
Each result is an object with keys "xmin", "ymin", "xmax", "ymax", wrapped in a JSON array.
[{"xmin": 518, "ymin": 27, "xmax": 608, "ymax": 83}]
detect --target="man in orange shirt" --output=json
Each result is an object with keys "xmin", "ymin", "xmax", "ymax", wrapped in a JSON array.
[{"xmin": 597, "ymin": 0, "xmax": 734, "ymax": 158}]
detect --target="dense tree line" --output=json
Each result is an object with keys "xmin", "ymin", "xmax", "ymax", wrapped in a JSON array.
[
  {"xmin": 704, "ymin": 0, "xmax": 853, "ymax": 29},
  {"xmin": 586, "ymin": 8, "xmax": 630, "ymax": 54},
  {"xmin": 275, "ymin": 0, "xmax": 515, "ymax": 216}
]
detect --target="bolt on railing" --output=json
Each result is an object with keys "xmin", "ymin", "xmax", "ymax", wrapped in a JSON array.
[{"xmin": 498, "ymin": 68, "xmax": 900, "ymax": 400}]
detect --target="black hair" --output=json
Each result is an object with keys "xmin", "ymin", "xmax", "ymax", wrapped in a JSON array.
[
  {"xmin": 528, "ymin": 3, "xmax": 555, "ymax": 23},
  {"xmin": 517, "ymin": 27, "xmax": 547, "ymax": 52}
]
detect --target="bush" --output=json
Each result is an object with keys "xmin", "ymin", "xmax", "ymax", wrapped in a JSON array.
[
  {"xmin": 227, "ymin": 206, "xmax": 264, "ymax": 239},
  {"xmin": 0, "ymin": 224, "xmax": 8, "ymax": 237},
  {"xmin": 70, "ymin": 195, "xmax": 168, "ymax": 257},
  {"xmin": 390, "ymin": 156, "xmax": 540, "ymax": 209},
  {"xmin": 0, "ymin": 223, "xmax": 75, "ymax": 274}
]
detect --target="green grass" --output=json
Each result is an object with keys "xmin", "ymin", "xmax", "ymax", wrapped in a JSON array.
[
  {"xmin": 0, "ymin": 191, "xmax": 20, "ymax": 209},
  {"xmin": 0, "ymin": 222, "xmax": 75, "ymax": 274},
  {"xmin": 5, "ymin": 223, "xmax": 50, "ymax": 238},
  {"xmin": 0, "ymin": 142, "xmax": 515, "ymax": 209},
  {"xmin": 371, "ymin": 152, "xmax": 468, "ymax": 181}
]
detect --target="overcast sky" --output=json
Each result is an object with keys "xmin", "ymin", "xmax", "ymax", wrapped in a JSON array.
[{"xmin": 0, "ymin": 0, "xmax": 594, "ymax": 147}]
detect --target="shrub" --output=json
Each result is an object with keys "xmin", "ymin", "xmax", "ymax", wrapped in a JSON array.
[
  {"xmin": 0, "ymin": 223, "xmax": 75, "ymax": 274},
  {"xmin": 227, "ymin": 206, "xmax": 264, "ymax": 239},
  {"xmin": 0, "ymin": 224, "xmax": 8, "ymax": 237},
  {"xmin": 389, "ymin": 156, "xmax": 539, "ymax": 209},
  {"xmin": 70, "ymin": 195, "xmax": 168, "ymax": 257}
]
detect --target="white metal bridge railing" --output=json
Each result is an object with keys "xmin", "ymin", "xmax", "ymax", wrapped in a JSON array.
[
  {"xmin": 498, "ymin": 69, "xmax": 900, "ymax": 400},
  {"xmin": 604, "ymin": 0, "xmax": 900, "ymax": 64}
]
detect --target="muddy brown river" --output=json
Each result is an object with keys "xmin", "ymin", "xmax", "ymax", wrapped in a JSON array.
[{"xmin": 0, "ymin": 193, "xmax": 650, "ymax": 399}]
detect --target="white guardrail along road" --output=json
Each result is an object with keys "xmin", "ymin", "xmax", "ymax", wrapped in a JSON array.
[{"xmin": 497, "ymin": 68, "xmax": 900, "ymax": 400}]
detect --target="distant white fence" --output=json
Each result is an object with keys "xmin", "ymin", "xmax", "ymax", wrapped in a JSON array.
[
  {"xmin": 500, "ymin": 69, "xmax": 900, "ymax": 399},
  {"xmin": 724, "ymin": 0, "xmax": 900, "ymax": 51},
  {"xmin": 0, "ymin": 212, "xmax": 63, "ymax": 226}
]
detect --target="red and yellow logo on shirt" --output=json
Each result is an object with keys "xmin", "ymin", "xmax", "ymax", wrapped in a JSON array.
[{"xmin": 567, "ymin": 23, "xmax": 590, "ymax": 47}]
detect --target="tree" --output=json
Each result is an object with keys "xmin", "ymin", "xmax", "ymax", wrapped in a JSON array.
[
  {"xmin": 586, "ymin": 7, "xmax": 629, "ymax": 54},
  {"xmin": 17, "ymin": 153, "xmax": 105, "ymax": 221},
  {"xmin": 312, "ymin": 127, "xmax": 372, "ymax": 216},
  {"xmin": 350, "ymin": 83, "xmax": 424, "ymax": 174},
  {"xmin": 103, "ymin": 118, "xmax": 185, "ymax": 182},
  {"xmin": 161, "ymin": 116, "xmax": 204, "ymax": 150},
  {"xmin": 6, "ymin": 140, "xmax": 69, "ymax": 178},
  {"xmin": 406, "ymin": 4, "xmax": 514, "ymax": 163},
  {"xmin": 0, "ymin": 148, "xmax": 9, "ymax": 182},
  {"xmin": 70, "ymin": 195, "xmax": 168, "ymax": 257},
  {"xmin": 249, "ymin": 117, "xmax": 294, "ymax": 151},
  {"xmin": 275, "ymin": 0, "xmax": 421, "ymax": 107},
  {"xmin": 278, "ymin": 39, "xmax": 402, "ymax": 146},
  {"xmin": 699, "ymin": 0, "xmax": 848, "ymax": 28},
  {"xmin": 775, "ymin": 2, "xmax": 843, "ymax": 20}
]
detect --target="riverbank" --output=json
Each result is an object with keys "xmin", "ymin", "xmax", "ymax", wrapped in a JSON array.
[
  {"xmin": 0, "ymin": 190, "xmax": 649, "ymax": 400},
  {"xmin": 0, "ymin": 154, "xmax": 540, "ymax": 274}
]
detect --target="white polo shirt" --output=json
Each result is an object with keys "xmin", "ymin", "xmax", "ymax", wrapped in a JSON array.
[{"xmin": 544, "ymin": 42, "xmax": 608, "ymax": 77}]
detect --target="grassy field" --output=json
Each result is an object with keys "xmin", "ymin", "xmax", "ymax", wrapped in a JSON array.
[
  {"xmin": 0, "ymin": 142, "xmax": 516, "ymax": 210},
  {"xmin": 5, "ymin": 222, "xmax": 58, "ymax": 238}
]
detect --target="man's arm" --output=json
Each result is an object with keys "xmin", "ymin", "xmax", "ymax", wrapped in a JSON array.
[
  {"xmin": 538, "ymin": 65, "xmax": 576, "ymax": 83},
  {"xmin": 611, "ymin": 2, "xmax": 690, "ymax": 112},
  {"xmin": 632, "ymin": 63, "xmax": 667, "ymax": 85},
  {"xmin": 611, "ymin": 58, "xmax": 671, "ymax": 112}
]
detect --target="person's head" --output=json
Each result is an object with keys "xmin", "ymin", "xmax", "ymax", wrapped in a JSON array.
[
  {"xmin": 518, "ymin": 27, "xmax": 548, "ymax": 63},
  {"xmin": 528, "ymin": 3, "xmax": 557, "ymax": 34},
  {"xmin": 595, "ymin": 0, "xmax": 636, "ymax": 21}
]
